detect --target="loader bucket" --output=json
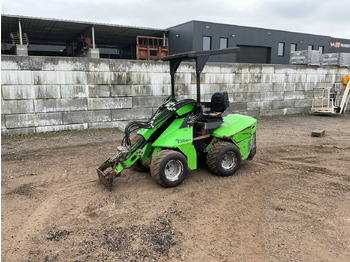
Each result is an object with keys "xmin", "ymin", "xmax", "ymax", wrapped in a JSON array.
[{"xmin": 96, "ymin": 162, "xmax": 116, "ymax": 191}]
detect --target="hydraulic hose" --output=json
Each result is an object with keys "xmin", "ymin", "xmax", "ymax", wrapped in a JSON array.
[{"xmin": 122, "ymin": 121, "xmax": 152, "ymax": 146}]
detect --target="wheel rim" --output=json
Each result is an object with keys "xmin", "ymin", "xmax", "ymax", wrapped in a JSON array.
[
  {"xmin": 221, "ymin": 151, "xmax": 236, "ymax": 170},
  {"xmin": 164, "ymin": 159, "xmax": 183, "ymax": 182}
]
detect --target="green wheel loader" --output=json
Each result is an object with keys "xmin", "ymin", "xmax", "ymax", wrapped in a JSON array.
[{"xmin": 97, "ymin": 47, "xmax": 257, "ymax": 191}]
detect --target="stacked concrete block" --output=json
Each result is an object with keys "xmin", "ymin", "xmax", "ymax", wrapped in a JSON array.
[
  {"xmin": 339, "ymin": 53, "xmax": 350, "ymax": 67},
  {"xmin": 322, "ymin": 53, "xmax": 350, "ymax": 67},
  {"xmin": 322, "ymin": 53, "xmax": 339, "ymax": 66},
  {"xmin": 290, "ymin": 50, "xmax": 322, "ymax": 66},
  {"xmin": 1, "ymin": 55, "xmax": 346, "ymax": 135}
]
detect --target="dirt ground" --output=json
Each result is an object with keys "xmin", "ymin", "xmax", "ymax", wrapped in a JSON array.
[{"xmin": 1, "ymin": 113, "xmax": 350, "ymax": 262}]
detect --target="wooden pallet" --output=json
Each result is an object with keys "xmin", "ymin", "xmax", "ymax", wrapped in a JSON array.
[{"xmin": 10, "ymin": 32, "xmax": 29, "ymax": 46}]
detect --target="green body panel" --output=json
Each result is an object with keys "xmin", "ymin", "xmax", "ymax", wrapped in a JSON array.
[
  {"xmin": 177, "ymin": 103, "xmax": 195, "ymax": 116},
  {"xmin": 178, "ymin": 143, "xmax": 197, "ymax": 170},
  {"xmin": 212, "ymin": 114, "xmax": 257, "ymax": 160},
  {"xmin": 137, "ymin": 125, "xmax": 157, "ymax": 140},
  {"xmin": 212, "ymin": 114, "xmax": 257, "ymax": 139},
  {"xmin": 152, "ymin": 118, "xmax": 197, "ymax": 170},
  {"xmin": 152, "ymin": 118, "xmax": 192, "ymax": 147}
]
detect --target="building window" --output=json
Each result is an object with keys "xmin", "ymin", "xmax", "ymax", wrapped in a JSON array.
[
  {"xmin": 308, "ymin": 45, "xmax": 314, "ymax": 51},
  {"xmin": 290, "ymin": 43, "xmax": 297, "ymax": 52},
  {"xmin": 278, "ymin": 42, "xmax": 285, "ymax": 56},
  {"xmin": 203, "ymin": 36, "xmax": 211, "ymax": 50},
  {"xmin": 319, "ymin": 46, "xmax": 324, "ymax": 53},
  {"xmin": 220, "ymin": 37, "xmax": 228, "ymax": 49}
]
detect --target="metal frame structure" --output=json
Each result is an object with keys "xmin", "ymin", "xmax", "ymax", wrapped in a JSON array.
[
  {"xmin": 311, "ymin": 80, "xmax": 350, "ymax": 114},
  {"xmin": 162, "ymin": 47, "xmax": 240, "ymax": 103}
]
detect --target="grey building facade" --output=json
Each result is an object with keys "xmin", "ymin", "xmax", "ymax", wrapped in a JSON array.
[{"xmin": 167, "ymin": 21, "xmax": 350, "ymax": 64}]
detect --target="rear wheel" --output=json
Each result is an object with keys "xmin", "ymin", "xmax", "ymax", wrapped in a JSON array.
[
  {"xmin": 206, "ymin": 142, "xmax": 241, "ymax": 176},
  {"xmin": 150, "ymin": 150, "xmax": 188, "ymax": 187}
]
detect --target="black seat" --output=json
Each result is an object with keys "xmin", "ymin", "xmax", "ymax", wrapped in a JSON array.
[
  {"xmin": 210, "ymin": 91, "xmax": 229, "ymax": 113},
  {"xmin": 200, "ymin": 91, "xmax": 229, "ymax": 120}
]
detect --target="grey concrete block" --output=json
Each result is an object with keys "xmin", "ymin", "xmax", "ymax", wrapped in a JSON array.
[
  {"xmin": 294, "ymin": 99, "xmax": 311, "ymax": 108},
  {"xmin": 284, "ymin": 91, "xmax": 306, "ymax": 100},
  {"xmin": 272, "ymin": 100, "xmax": 294, "ymax": 109},
  {"xmin": 61, "ymin": 85, "xmax": 88, "ymax": 98},
  {"xmin": 306, "ymin": 74, "xmax": 326, "ymax": 83},
  {"xmin": 36, "ymin": 123, "xmax": 88, "ymax": 133},
  {"xmin": 311, "ymin": 129, "xmax": 325, "ymax": 137},
  {"xmin": 220, "ymin": 63, "xmax": 244, "ymax": 74},
  {"xmin": 286, "ymin": 73, "xmax": 307, "ymax": 83},
  {"xmin": 88, "ymin": 85, "xmax": 110, "ymax": 97},
  {"xmin": 2, "ymin": 127, "xmax": 36, "ymax": 135},
  {"xmin": 1, "ymin": 71, "xmax": 32, "ymax": 85},
  {"xmin": 5, "ymin": 114, "xmax": 38, "ymax": 128},
  {"xmin": 261, "ymin": 66, "xmax": 275, "ymax": 74},
  {"xmin": 1, "ymin": 56, "xmax": 23, "ymax": 70},
  {"xmin": 261, "ymin": 92, "xmax": 284, "ymax": 101},
  {"xmin": 89, "ymin": 61, "xmax": 110, "ymax": 72},
  {"xmin": 88, "ymin": 97, "xmax": 132, "ymax": 110},
  {"xmin": 247, "ymin": 101, "xmax": 273, "ymax": 111},
  {"xmin": 233, "ymin": 93, "xmax": 248, "ymax": 102},
  {"xmin": 36, "ymin": 85, "xmax": 61, "ymax": 99},
  {"xmin": 63, "ymin": 110, "xmax": 111, "ymax": 124},
  {"xmin": 230, "ymin": 102, "xmax": 247, "ymax": 112},
  {"xmin": 1, "ymin": 100, "xmax": 34, "ymax": 114},
  {"xmin": 5, "ymin": 112, "xmax": 63, "ymax": 128},
  {"xmin": 284, "ymin": 108, "xmax": 304, "ymax": 114},
  {"xmin": 110, "ymin": 72, "xmax": 130, "ymax": 85},
  {"xmin": 199, "ymin": 84, "xmax": 221, "ymax": 95},
  {"xmin": 261, "ymin": 74, "xmax": 286, "ymax": 83},
  {"xmin": 260, "ymin": 109, "xmax": 286, "ymax": 116},
  {"xmin": 34, "ymin": 99, "xmax": 88, "ymax": 112},
  {"xmin": 290, "ymin": 50, "xmax": 322, "ymax": 65},
  {"xmin": 322, "ymin": 53, "xmax": 339, "ymax": 66},
  {"xmin": 175, "ymin": 84, "xmax": 196, "ymax": 96},
  {"xmin": 246, "ymin": 110, "xmax": 260, "ymax": 117},
  {"xmin": 2, "ymin": 85, "xmax": 36, "ymax": 99},
  {"xmin": 111, "ymin": 108, "xmax": 153, "ymax": 121},
  {"xmin": 132, "ymin": 96, "xmax": 167, "ymax": 108},
  {"xmin": 33, "ymin": 71, "xmax": 87, "ymax": 85},
  {"xmin": 247, "ymin": 93, "xmax": 261, "ymax": 102},
  {"xmin": 294, "ymin": 83, "xmax": 309, "ymax": 91},
  {"xmin": 88, "ymin": 121, "xmax": 127, "ymax": 131},
  {"xmin": 88, "ymin": 48, "xmax": 100, "ymax": 59},
  {"xmin": 37, "ymin": 112, "xmax": 63, "ymax": 126},
  {"xmin": 1, "ymin": 115, "xmax": 5, "ymax": 128},
  {"xmin": 248, "ymin": 65, "xmax": 262, "ymax": 74},
  {"xmin": 339, "ymin": 53, "xmax": 350, "ymax": 67},
  {"xmin": 15, "ymin": 44, "xmax": 28, "ymax": 56},
  {"xmin": 87, "ymin": 72, "xmax": 112, "ymax": 85}
]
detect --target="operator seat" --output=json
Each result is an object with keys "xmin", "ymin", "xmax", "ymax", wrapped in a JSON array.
[
  {"xmin": 210, "ymin": 91, "xmax": 229, "ymax": 113},
  {"xmin": 202, "ymin": 91, "xmax": 229, "ymax": 118},
  {"xmin": 194, "ymin": 91, "xmax": 229, "ymax": 137}
]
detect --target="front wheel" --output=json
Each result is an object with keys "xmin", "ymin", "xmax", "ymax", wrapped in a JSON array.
[
  {"xmin": 206, "ymin": 142, "xmax": 241, "ymax": 176},
  {"xmin": 150, "ymin": 150, "xmax": 188, "ymax": 187}
]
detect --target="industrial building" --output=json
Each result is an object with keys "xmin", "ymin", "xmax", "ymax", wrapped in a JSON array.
[
  {"xmin": 167, "ymin": 20, "xmax": 350, "ymax": 64},
  {"xmin": 2, "ymin": 14, "xmax": 350, "ymax": 64}
]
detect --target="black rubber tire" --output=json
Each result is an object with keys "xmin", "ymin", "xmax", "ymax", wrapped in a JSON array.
[
  {"xmin": 206, "ymin": 142, "xmax": 241, "ymax": 176},
  {"xmin": 131, "ymin": 159, "xmax": 149, "ymax": 172},
  {"xmin": 150, "ymin": 150, "xmax": 188, "ymax": 187}
]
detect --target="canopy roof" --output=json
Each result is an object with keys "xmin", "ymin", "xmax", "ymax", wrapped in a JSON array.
[{"xmin": 1, "ymin": 14, "xmax": 166, "ymax": 48}]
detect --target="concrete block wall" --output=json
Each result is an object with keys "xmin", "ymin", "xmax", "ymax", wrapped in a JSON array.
[{"xmin": 1, "ymin": 55, "xmax": 349, "ymax": 135}]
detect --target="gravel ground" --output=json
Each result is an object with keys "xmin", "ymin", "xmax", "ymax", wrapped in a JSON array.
[{"xmin": 2, "ymin": 113, "xmax": 350, "ymax": 262}]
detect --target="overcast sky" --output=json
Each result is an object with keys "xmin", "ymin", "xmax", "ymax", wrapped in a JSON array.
[{"xmin": 2, "ymin": 0, "xmax": 350, "ymax": 39}]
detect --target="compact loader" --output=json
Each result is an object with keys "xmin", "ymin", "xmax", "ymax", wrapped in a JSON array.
[{"xmin": 97, "ymin": 47, "xmax": 257, "ymax": 190}]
